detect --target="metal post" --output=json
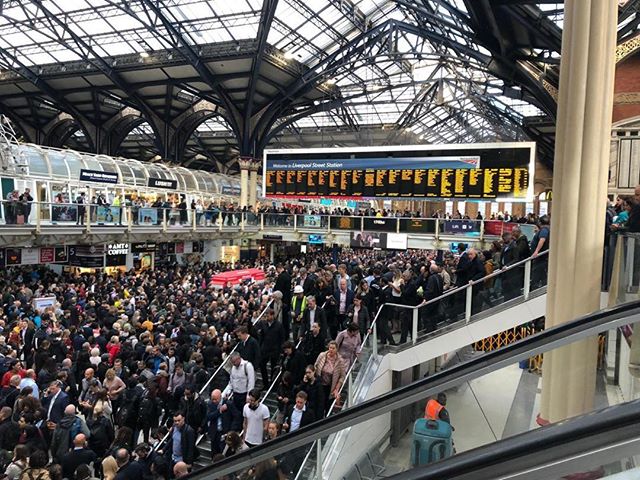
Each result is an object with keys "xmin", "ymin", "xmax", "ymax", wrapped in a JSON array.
[
  {"xmin": 412, "ymin": 308, "xmax": 418, "ymax": 345},
  {"xmin": 316, "ymin": 441, "xmax": 323, "ymax": 480},
  {"xmin": 396, "ymin": 217, "xmax": 400, "ymax": 233},
  {"xmin": 347, "ymin": 370, "xmax": 353, "ymax": 407},
  {"xmin": 435, "ymin": 218, "xmax": 440, "ymax": 240},
  {"xmin": 260, "ymin": 213, "xmax": 264, "ymax": 230},
  {"xmin": 294, "ymin": 214, "xmax": 297, "ymax": 231},
  {"xmin": 162, "ymin": 209, "xmax": 167, "ymax": 233},
  {"xmin": 327, "ymin": 215, "xmax": 331, "ymax": 234},
  {"xmin": 372, "ymin": 321, "xmax": 378, "ymax": 357},
  {"xmin": 192, "ymin": 207, "xmax": 197, "ymax": 231},
  {"xmin": 127, "ymin": 207, "xmax": 132, "ymax": 233},
  {"xmin": 524, "ymin": 258, "xmax": 532, "ymax": 300},
  {"xmin": 241, "ymin": 212, "xmax": 245, "ymax": 232},
  {"xmin": 218, "ymin": 212, "xmax": 223, "ymax": 232},
  {"xmin": 465, "ymin": 284, "xmax": 473, "ymax": 323},
  {"xmin": 480, "ymin": 219, "xmax": 485, "ymax": 241}
]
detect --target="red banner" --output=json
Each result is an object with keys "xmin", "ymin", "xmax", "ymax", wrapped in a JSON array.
[{"xmin": 483, "ymin": 221, "xmax": 518, "ymax": 236}]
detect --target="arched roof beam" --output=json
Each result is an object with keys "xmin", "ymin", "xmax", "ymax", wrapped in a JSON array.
[{"xmin": 111, "ymin": 0, "xmax": 242, "ymax": 137}]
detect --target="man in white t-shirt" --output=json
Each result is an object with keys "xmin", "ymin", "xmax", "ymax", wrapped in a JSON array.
[{"xmin": 242, "ymin": 389, "xmax": 270, "ymax": 447}]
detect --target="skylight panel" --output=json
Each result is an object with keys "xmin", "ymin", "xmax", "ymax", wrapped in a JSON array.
[
  {"xmin": 76, "ymin": 18, "xmax": 117, "ymax": 36},
  {"xmin": 227, "ymin": 24, "xmax": 259, "ymax": 40},
  {"xmin": 2, "ymin": 32, "xmax": 33, "ymax": 48}
]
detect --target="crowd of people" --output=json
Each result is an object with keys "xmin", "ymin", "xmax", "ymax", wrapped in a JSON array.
[{"xmin": 0, "ymin": 216, "xmax": 551, "ymax": 479}]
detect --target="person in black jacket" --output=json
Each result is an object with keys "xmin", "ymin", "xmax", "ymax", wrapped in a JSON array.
[
  {"xmin": 294, "ymin": 367, "xmax": 324, "ymax": 422},
  {"xmin": 236, "ymin": 326, "xmax": 261, "ymax": 371},
  {"xmin": 282, "ymin": 391, "xmax": 315, "ymax": 433},
  {"xmin": 300, "ymin": 323, "xmax": 325, "ymax": 366},
  {"xmin": 87, "ymin": 404, "xmax": 114, "ymax": 458},
  {"xmin": 281, "ymin": 341, "xmax": 306, "ymax": 386},
  {"xmin": 256, "ymin": 309, "xmax": 285, "ymax": 386},
  {"xmin": 274, "ymin": 264, "xmax": 292, "ymax": 307},
  {"xmin": 422, "ymin": 264, "xmax": 444, "ymax": 333},
  {"xmin": 282, "ymin": 391, "xmax": 316, "ymax": 474},
  {"xmin": 400, "ymin": 271, "xmax": 420, "ymax": 344},
  {"xmin": 164, "ymin": 413, "xmax": 197, "ymax": 467},
  {"xmin": 298, "ymin": 296, "xmax": 328, "ymax": 340},
  {"xmin": 178, "ymin": 385, "xmax": 207, "ymax": 435}
]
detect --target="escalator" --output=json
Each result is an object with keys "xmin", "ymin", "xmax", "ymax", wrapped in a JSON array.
[{"xmin": 185, "ymin": 298, "xmax": 640, "ymax": 480}]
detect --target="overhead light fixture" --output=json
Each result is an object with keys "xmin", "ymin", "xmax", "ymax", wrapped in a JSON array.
[
  {"xmin": 140, "ymin": 52, "xmax": 150, "ymax": 58},
  {"xmin": 325, "ymin": 78, "xmax": 336, "ymax": 86},
  {"xmin": 284, "ymin": 50, "xmax": 294, "ymax": 60}
]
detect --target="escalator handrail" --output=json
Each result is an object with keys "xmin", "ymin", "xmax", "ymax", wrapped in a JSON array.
[
  {"xmin": 185, "ymin": 298, "xmax": 640, "ymax": 479},
  {"xmin": 384, "ymin": 398, "xmax": 640, "ymax": 480}
]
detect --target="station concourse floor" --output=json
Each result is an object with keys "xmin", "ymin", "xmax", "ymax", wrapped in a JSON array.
[{"xmin": 382, "ymin": 363, "xmax": 618, "ymax": 473}]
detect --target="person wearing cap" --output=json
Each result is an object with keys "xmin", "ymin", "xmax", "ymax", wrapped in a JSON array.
[{"xmin": 290, "ymin": 285, "xmax": 307, "ymax": 337}]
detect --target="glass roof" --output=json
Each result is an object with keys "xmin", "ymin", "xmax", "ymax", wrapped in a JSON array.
[{"xmin": 0, "ymin": 1, "xmax": 636, "ymax": 167}]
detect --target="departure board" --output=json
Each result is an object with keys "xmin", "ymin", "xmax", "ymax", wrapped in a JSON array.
[{"xmin": 264, "ymin": 143, "xmax": 534, "ymax": 201}]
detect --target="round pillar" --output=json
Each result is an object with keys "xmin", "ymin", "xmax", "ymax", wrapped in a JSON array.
[
  {"xmin": 540, "ymin": 0, "xmax": 617, "ymax": 424},
  {"xmin": 249, "ymin": 160, "xmax": 260, "ymax": 208},
  {"xmin": 238, "ymin": 157, "xmax": 252, "ymax": 208}
]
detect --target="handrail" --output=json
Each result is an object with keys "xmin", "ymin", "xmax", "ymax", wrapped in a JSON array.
[
  {"xmin": 154, "ymin": 298, "xmax": 274, "ymax": 452},
  {"xmin": 184, "ymin": 299, "xmax": 640, "ymax": 479}
]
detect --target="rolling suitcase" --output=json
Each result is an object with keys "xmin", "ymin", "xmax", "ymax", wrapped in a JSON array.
[{"xmin": 411, "ymin": 418, "xmax": 453, "ymax": 467}]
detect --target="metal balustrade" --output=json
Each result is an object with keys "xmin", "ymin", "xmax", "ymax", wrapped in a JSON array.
[{"xmin": 0, "ymin": 201, "xmax": 527, "ymax": 241}]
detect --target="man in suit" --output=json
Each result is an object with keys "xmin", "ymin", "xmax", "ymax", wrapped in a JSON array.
[
  {"xmin": 236, "ymin": 325, "xmax": 261, "ymax": 371},
  {"xmin": 299, "ymin": 296, "xmax": 328, "ymax": 340},
  {"xmin": 42, "ymin": 380, "xmax": 70, "ymax": 427},
  {"xmin": 282, "ymin": 391, "xmax": 316, "ymax": 474},
  {"xmin": 256, "ymin": 309, "xmax": 285, "ymax": 386},
  {"xmin": 295, "ymin": 267, "xmax": 315, "ymax": 296},
  {"xmin": 282, "ymin": 391, "xmax": 315, "ymax": 433},
  {"xmin": 422, "ymin": 263, "xmax": 444, "ymax": 332},
  {"xmin": 333, "ymin": 278, "xmax": 354, "ymax": 333},
  {"xmin": 274, "ymin": 263, "xmax": 292, "ymax": 307}
]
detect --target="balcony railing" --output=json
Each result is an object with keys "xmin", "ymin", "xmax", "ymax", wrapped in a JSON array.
[{"xmin": 0, "ymin": 202, "xmax": 531, "ymax": 240}]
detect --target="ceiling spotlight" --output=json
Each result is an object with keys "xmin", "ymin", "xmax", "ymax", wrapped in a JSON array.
[
  {"xmin": 140, "ymin": 52, "xmax": 150, "ymax": 58},
  {"xmin": 284, "ymin": 50, "xmax": 294, "ymax": 60},
  {"xmin": 325, "ymin": 78, "xmax": 336, "ymax": 85}
]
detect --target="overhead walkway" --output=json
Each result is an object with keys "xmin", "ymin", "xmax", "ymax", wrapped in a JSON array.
[{"xmin": 185, "ymin": 298, "xmax": 640, "ymax": 480}]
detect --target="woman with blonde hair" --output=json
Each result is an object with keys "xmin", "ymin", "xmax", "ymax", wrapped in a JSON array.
[{"xmin": 314, "ymin": 340, "xmax": 346, "ymax": 415}]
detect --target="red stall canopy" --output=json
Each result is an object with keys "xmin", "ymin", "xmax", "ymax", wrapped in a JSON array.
[{"xmin": 210, "ymin": 268, "xmax": 265, "ymax": 288}]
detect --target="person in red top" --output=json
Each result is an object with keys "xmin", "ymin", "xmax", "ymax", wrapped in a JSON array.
[
  {"xmin": 424, "ymin": 392, "xmax": 451, "ymax": 424},
  {"xmin": 1, "ymin": 360, "xmax": 26, "ymax": 387},
  {"xmin": 106, "ymin": 336, "xmax": 121, "ymax": 365}
]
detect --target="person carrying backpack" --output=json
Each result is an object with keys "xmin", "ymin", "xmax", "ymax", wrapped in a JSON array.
[{"xmin": 50, "ymin": 405, "xmax": 90, "ymax": 463}]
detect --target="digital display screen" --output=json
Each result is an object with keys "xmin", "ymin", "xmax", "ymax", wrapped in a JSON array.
[
  {"xmin": 308, "ymin": 234, "xmax": 324, "ymax": 244},
  {"xmin": 264, "ymin": 143, "xmax": 534, "ymax": 201}
]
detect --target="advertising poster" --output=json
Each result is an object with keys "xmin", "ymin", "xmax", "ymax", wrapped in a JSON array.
[
  {"xmin": 96, "ymin": 206, "xmax": 119, "ymax": 223},
  {"xmin": 21, "ymin": 248, "xmax": 39, "ymax": 265},
  {"xmin": 138, "ymin": 208, "xmax": 158, "ymax": 224},
  {"xmin": 40, "ymin": 247, "xmax": 55, "ymax": 263},
  {"xmin": 51, "ymin": 204, "xmax": 78, "ymax": 222},
  {"xmin": 6, "ymin": 248, "xmax": 21, "ymax": 266}
]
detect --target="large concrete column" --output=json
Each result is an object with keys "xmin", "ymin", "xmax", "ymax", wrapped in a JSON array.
[
  {"xmin": 238, "ymin": 157, "xmax": 252, "ymax": 208},
  {"xmin": 249, "ymin": 161, "xmax": 260, "ymax": 208},
  {"xmin": 540, "ymin": 0, "xmax": 617, "ymax": 424}
]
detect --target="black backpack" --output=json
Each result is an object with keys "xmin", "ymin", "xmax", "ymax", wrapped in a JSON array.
[{"xmin": 116, "ymin": 391, "xmax": 139, "ymax": 426}]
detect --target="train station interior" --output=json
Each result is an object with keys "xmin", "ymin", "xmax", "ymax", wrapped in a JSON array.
[{"xmin": 0, "ymin": 1, "xmax": 640, "ymax": 480}]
